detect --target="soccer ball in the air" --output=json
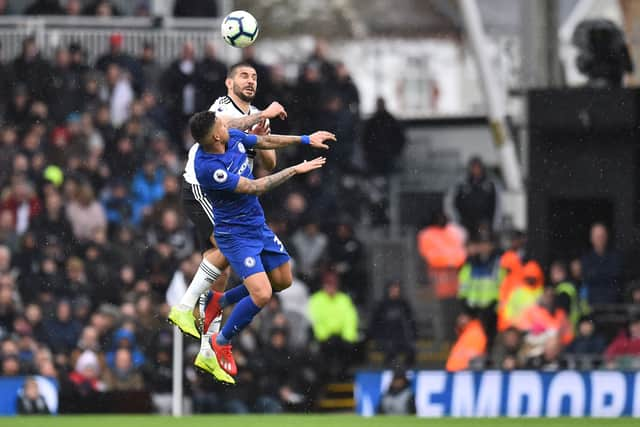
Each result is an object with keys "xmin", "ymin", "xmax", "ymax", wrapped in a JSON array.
[{"xmin": 221, "ymin": 10, "xmax": 259, "ymax": 48}]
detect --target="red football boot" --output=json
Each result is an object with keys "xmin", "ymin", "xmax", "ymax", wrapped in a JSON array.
[
  {"xmin": 203, "ymin": 291, "xmax": 224, "ymax": 332},
  {"xmin": 210, "ymin": 333, "xmax": 238, "ymax": 376}
]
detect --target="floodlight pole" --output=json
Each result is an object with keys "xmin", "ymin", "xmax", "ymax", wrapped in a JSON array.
[
  {"xmin": 458, "ymin": 0, "xmax": 524, "ymax": 193},
  {"xmin": 171, "ymin": 327, "xmax": 183, "ymax": 417}
]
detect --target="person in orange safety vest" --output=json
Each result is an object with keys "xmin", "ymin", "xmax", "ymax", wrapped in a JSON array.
[{"xmin": 446, "ymin": 310, "xmax": 487, "ymax": 371}]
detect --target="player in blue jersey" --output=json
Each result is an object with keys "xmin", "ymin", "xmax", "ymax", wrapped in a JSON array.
[{"xmin": 188, "ymin": 110, "xmax": 335, "ymax": 383}]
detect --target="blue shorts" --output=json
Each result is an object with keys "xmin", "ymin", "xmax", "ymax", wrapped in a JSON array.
[{"xmin": 214, "ymin": 224, "xmax": 291, "ymax": 280}]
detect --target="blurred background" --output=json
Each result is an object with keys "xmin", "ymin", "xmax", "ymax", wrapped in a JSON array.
[{"xmin": 0, "ymin": 0, "xmax": 639, "ymax": 418}]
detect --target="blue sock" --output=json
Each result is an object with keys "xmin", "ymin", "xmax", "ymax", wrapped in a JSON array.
[
  {"xmin": 219, "ymin": 285, "xmax": 249, "ymax": 308},
  {"xmin": 217, "ymin": 296, "xmax": 262, "ymax": 345}
]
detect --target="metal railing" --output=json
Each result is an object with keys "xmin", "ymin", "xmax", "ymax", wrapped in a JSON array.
[{"xmin": 0, "ymin": 16, "xmax": 226, "ymax": 64}]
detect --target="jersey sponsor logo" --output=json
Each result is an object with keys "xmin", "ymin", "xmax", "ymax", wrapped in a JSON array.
[
  {"xmin": 238, "ymin": 143, "xmax": 246, "ymax": 153},
  {"xmin": 244, "ymin": 256, "xmax": 256, "ymax": 268},
  {"xmin": 213, "ymin": 169, "xmax": 228, "ymax": 183}
]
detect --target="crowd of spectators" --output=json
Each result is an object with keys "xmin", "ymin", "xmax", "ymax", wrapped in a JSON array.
[
  {"xmin": 417, "ymin": 160, "xmax": 640, "ymax": 372},
  {"xmin": 0, "ymin": 30, "xmax": 394, "ymax": 413}
]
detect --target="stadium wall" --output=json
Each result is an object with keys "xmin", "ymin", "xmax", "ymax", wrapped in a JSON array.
[{"xmin": 356, "ymin": 370, "xmax": 640, "ymax": 417}]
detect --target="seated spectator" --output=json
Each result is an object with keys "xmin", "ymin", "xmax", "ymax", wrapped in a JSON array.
[
  {"xmin": 131, "ymin": 157, "xmax": 165, "ymax": 225},
  {"xmin": 567, "ymin": 316, "xmax": 606, "ymax": 356},
  {"xmin": 604, "ymin": 316, "xmax": 640, "ymax": 369},
  {"xmin": 145, "ymin": 208, "xmax": 192, "ymax": 260},
  {"xmin": 446, "ymin": 310, "xmax": 487, "ymax": 371},
  {"xmin": 258, "ymin": 328, "xmax": 310, "ymax": 412},
  {"xmin": 43, "ymin": 299, "xmax": 81, "ymax": 354},
  {"xmin": 105, "ymin": 327, "xmax": 145, "ymax": 370},
  {"xmin": 519, "ymin": 286, "xmax": 573, "ymax": 368},
  {"xmin": 66, "ymin": 182, "xmax": 106, "ymax": 242},
  {"xmin": 378, "ymin": 369, "xmax": 415, "ymax": 415},
  {"xmin": 505, "ymin": 261, "xmax": 544, "ymax": 330},
  {"xmin": 1, "ymin": 179, "xmax": 42, "ymax": 235},
  {"xmin": 491, "ymin": 327, "xmax": 522, "ymax": 370},
  {"xmin": 368, "ymin": 280, "xmax": 416, "ymax": 366},
  {"xmin": 2, "ymin": 354, "xmax": 21, "ymax": 376},
  {"xmin": 550, "ymin": 260, "xmax": 580, "ymax": 330},
  {"xmin": 25, "ymin": 0, "xmax": 64, "ymax": 15},
  {"xmin": 102, "ymin": 179, "xmax": 134, "ymax": 230},
  {"xmin": 68, "ymin": 350, "xmax": 105, "ymax": 396},
  {"xmin": 580, "ymin": 223, "xmax": 622, "ymax": 305},
  {"xmin": 308, "ymin": 271, "xmax": 358, "ymax": 379},
  {"xmin": 16, "ymin": 377, "xmax": 50, "ymax": 415},
  {"xmin": 292, "ymin": 219, "xmax": 328, "ymax": 285},
  {"xmin": 103, "ymin": 348, "xmax": 144, "ymax": 391}
]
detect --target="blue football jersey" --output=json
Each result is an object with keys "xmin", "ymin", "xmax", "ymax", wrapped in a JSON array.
[{"xmin": 195, "ymin": 128, "xmax": 265, "ymax": 232}]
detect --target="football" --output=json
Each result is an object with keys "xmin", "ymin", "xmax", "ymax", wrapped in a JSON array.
[{"xmin": 221, "ymin": 10, "xmax": 259, "ymax": 48}]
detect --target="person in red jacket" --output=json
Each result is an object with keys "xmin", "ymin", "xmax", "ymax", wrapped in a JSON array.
[
  {"xmin": 0, "ymin": 179, "xmax": 41, "ymax": 235},
  {"xmin": 605, "ymin": 316, "xmax": 640, "ymax": 368}
]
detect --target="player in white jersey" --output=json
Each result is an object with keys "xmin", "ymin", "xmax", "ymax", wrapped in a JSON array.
[{"xmin": 171, "ymin": 62, "xmax": 286, "ymax": 379}]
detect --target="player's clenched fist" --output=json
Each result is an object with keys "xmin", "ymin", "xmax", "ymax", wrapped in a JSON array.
[
  {"xmin": 308, "ymin": 131, "xmax": 336, "ymax": 149},
  {"xmin": 293, "ymin": 157, "xmax": 327, "ymax": 174}
]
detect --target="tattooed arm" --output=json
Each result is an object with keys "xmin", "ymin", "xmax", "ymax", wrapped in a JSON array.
[
  {"xmin": 234, "ymin": 157, "xmax": 326, "ymax": 196},
  {"xmin": 225, "ymin": 101, "xmax": 287, "ymax": 131}
]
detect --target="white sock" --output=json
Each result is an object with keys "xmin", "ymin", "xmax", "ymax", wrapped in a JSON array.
[
  {"xmin": 198, "ymin": 294, "xmax": 223, "ymax": 356},
  {"xmin": 177, "ymin": 258, "xmax": 220, "ymax": 310}
]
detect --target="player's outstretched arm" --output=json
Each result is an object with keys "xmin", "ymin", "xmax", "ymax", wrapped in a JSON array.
[
  {"xmin": 234, "ymin": 157, "xmax": 326, "ymax": 196},
  {"xmin": 254, "ymin": 131, "xmax": 336, "ymax": 150},
  {"xmin": 225, "ymin": 102, "xmax": 287, "ymax": 131}
]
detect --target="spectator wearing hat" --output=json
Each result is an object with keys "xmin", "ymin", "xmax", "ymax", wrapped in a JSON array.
[
  {"xmin": 457, "ymin": 230, "xmax": 503, "ymax": 345},
  {"xmin": 68, "ymin": 350, "xmax": 105, "ymax": 396},
  {"xmin": 104, "ymin": 348, "xmax": 144, "ymax": 391},
  {"xmin": 368, "ymin": 280, "xmax": 416, "ymax": 366},
  {"xmin": 446, "ymin": 310, "xmax": 487, "ymax": 371},
  {"xmin": 102, "ymin": 179, "xmax": 134, "ymax": 229},
  {"xmin": 446, "ymin": 156, "xmax": 502, "ymax": 235},
  {"xmin": 131, "ymin": 157, "xmax": 165, "ymax": 225}
]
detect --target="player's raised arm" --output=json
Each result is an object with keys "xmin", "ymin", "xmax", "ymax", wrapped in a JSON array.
[
  {"xmin": 254, "ymin": 131, "xmax": 336, "ymax": 150},
  {"xmin": 225, "ymin": 101, "xmax": 287, "ymax": 131},
  {"xmin": 234, "ymin": 157, "xmax": 326, "ymax": 196}
]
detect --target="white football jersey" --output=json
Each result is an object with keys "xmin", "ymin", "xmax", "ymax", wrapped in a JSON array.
[{"xmin": 183, "ymin": 95, "xmax": 260, "ymax": 185}]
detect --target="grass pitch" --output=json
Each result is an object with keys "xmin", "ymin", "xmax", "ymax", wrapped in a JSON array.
[{"xmin": 5, "ymin": 415, "xmax": 639, "ymax": 427}]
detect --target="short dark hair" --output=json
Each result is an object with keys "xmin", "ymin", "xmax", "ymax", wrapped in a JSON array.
[
  {"xmin": 228, "ymin": 61, "xmax": 256, "ymax": 78},
  {"xmin": 189, "ymin": 111, "xmax": 216, "ymax": 144}
]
